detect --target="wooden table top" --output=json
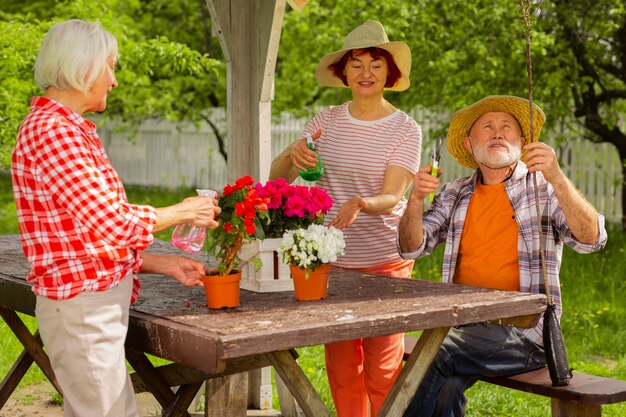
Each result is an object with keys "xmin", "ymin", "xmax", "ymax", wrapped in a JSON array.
[{"xmin": 0, "ymin": 234, "xmax": 546, "ymax": 374}]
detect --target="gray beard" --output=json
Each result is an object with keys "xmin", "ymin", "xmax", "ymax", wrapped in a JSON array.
[{"xmin": 472, "ymin": 143, "xmax": 522, "ymax": 169}]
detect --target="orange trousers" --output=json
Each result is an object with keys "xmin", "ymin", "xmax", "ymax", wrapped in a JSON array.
[{"xmin": 326, "ymin": 260, "xmax": 413, "ymax": 417}]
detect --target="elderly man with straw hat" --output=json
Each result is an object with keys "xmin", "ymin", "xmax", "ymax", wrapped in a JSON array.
[
  {"xmin": 271, "ymin": 20, "xmax": 422, "ymax": 417},
  {"xmin": 398, "ymin": 95, "xmax": 607, "ymax": 416}
]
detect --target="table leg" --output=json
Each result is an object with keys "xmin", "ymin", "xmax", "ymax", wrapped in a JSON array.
[
  {"xmin": 377, "ymin": 327, "xmax": 450, "ymax": 417},
  {"xmin": 266, "ymin": 350, "xmax": 332, "ymax": 417},
  {"xmin": 0, "ymin": 348, "xmax": 34, "ymax": 408},
  {"xmin": 205, "ymin": 373, "xmax": 248, "ymax": 417},
  {"xmin": 0, "ymin": 307, "xmax": 62, "ymax": 395},
  {"xmin": 125, "ymin": 348, "xmax": 193, "ymax": 417},
  {"xmin": 162, "ymin": 382, "xmax": 204, "ymax": 417},
  {"xmin": 275, "ymin": 369, "xmax": 305, "ymax": 417}
]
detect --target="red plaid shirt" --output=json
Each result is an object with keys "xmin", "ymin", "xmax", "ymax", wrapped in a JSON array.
[{"xmin": 11, "ymin": 97, "xmax": 157, "ymax": 301}]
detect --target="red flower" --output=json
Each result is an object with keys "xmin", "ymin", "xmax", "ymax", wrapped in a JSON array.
[
  {"xmin": 244, "ymin": 217, "xmax": 256, "ymax": 234},
  {"xmin": 235, "ymin": 175, "xmax": 254, "ymax": 189},
  {"xmin": 223, "ymin": 184, "xmax": 235, "ymax": 197},
  {"xmin": 207, "ymin": 176, "xmax": 270, "ymax": 276},
  {"xmin": 207, "ymin": 176, "xmax": 333, "ymax": 275}
]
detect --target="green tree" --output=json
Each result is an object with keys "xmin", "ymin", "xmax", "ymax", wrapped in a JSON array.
[
  {"xmin": 1, "ymin": 0, "xmax": 625, "ymax": 226},
  {"xmin": 276, "ymin": 0, "xmax": 625, "ymax": 227},
  {"xmin": 0, "ymin": 0, "xmax": 224, "ymax": 167}
]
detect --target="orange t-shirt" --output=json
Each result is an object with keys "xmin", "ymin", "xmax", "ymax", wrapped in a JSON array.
[{"xmin": 453, "ymin": 180, "xmax": 520, "ymax": 291}]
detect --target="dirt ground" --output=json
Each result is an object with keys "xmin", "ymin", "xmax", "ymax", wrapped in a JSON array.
[
  {"xmin": 0, "ymin": 383, "xmax": 282, "ymax": 417},
  {"xmin": 0, "ymin": 382, "xmax": 164, "ymax": 417}
]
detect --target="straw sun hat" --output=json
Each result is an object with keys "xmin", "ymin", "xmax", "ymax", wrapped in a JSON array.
[
  {"xmin": 315, "ymin": 20, "xmax": 411, "ymax": 92},
  {"xmin": 447, "ymin": 95, "xmax": 547, "ymax": 169}
]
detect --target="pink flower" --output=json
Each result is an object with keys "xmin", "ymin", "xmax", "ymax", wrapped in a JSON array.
[
  {"xmin": 251, "ymin": 179, "xmax": 334, "ymax": 238},
  {"xmin": 308, "ymin": 187, "xmax": 333, "ymax": 216},
  {"xmin": 255, "ymin": 180, "xmax": 285, "ymax": 210},
  {"xmin": 283, "ymin": 195, "xmax": 307, "ymax": 218}
]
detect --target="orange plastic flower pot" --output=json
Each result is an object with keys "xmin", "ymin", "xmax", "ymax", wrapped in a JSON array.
[
  {"xmin": 202, "ymin": 270, "xmax": 241, "ymax": 309},
  {"xmin": 290, "ymin": 264, "xmax": 330, "ymax": 301}
]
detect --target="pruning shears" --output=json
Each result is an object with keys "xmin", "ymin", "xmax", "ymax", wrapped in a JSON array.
[{"xmin": 429, "ymin": 137, "xmax": 443, "ymax": 202}]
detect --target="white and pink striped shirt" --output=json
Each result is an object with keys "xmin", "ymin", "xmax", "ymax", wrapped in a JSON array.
[{"xmin": 304, "ymin": 103, "xmax": 422, "ymax": 269}]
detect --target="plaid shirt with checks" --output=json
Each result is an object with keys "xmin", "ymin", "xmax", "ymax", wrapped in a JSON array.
[
  {"xmin": 11, "ymin": 97, "xmax": 157, "ymax": 301},
  {"xmin": 399, "ymin": 162, "xmax": 607, "ymax": 344}
]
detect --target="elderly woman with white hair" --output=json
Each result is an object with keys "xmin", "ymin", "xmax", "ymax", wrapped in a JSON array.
[{"xmin": 11, "ymin": 19, "xmax": 220, "ymax": 417}]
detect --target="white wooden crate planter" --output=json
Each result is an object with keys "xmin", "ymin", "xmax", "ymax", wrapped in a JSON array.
[{"xmin": 239, "ymin": 238, "xmax": 293, "ymax": 293}]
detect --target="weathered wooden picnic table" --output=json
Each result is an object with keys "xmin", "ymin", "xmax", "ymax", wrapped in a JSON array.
[{"xmin": 0, "ymin": 234, "xmax": 547, "ymax": 416}]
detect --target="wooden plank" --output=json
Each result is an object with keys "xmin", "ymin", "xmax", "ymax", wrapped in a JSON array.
[
  {"xmin": 125, "ymin": 309, "xmax": 224, "ymax": 374},
  {"xmin": 552, "ymin": 399, "xmax": 600, "ymax": 417},
  {"xmin": 0, "ymin": 308, "xmax": 61, "ymax": 394},
  {"xmin": 205, "ymin": 373, "xmax": 248, "ymax": 417},
  {"xmin": 131, "ymin": 362, "xmax": 208, "ymax": 394},
  {"xmin": 125, "ymin": 348, "xmax": 185, "ymax": 414},
  {"xmin": 259, "ymin": 0, "xmax": 286, "ymax": 102},
  {"xmin": 247, "ymin": 367, "xmax": 272, "ymax": 409},
  {"xmin": 130, "ymin": 354, "xmax": 271, "ymax": 394},
  {"xmin": 266, "ymin": 350, "xmax": 332, "ymax": 417},
  {"xmin": 378, "ymin": 327, "xmax": 450, "ymax": 417},
  {"xmin": 205, "ymin": 0, "xmax": 283, "ymax": 182},
  {"xmin": 123, "ymin": 241, "xmax": 546, "ymax": 360},
  {"xmin": 205, "ymin": 0, "xmax": 232, "ymax": 61},
  {"xmin": 226, "ymin": 0, "xmax": 258, "ymax": 182},
  {"xmin": 0, "ymin": 349, "xmax": 34, "ymax": 409},
  {"xmin": 275, "ymin": 371, "xmax": 305, "ymax": 417},
  {"xmin": 163, "ymin": 382, "xmax": 204, "ymax": 417},
  {"xmin": 0, "ymin": 274, "xmax": 35, "ymax": 316},
  {"xmin": 487, "ymin": 313, "xmax": 541, "ymax": 328},
  {"xmin": 482, "ymin": 368, "xmax": 626, "ymax": 406}
]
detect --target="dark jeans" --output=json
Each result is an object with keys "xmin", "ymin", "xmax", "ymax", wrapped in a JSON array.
[{"xmin": 402, "ymin": 323, "xmax": 546, "ymax": 417}]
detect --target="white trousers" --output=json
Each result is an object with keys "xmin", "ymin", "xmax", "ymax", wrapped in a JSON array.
[{"xmin": 36, "ymin": 275, "xmax": 140, "ymax": 417}]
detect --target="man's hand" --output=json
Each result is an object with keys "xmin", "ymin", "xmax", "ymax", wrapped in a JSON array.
[
  {"xmin": 523, "ymin": 142, "xmax": 565, "ymax": 186},
  {"xmin": 524, "ymin": 141, "xmax": 600, "ymax": 244},
  {"xmin": 411, "ymin": 165, "xmax": 442, "ymax": 201}
]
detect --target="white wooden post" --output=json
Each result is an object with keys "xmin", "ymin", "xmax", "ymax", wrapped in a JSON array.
[{"xmin": 203, "ymin": 0, "xmax": 287, "ymax": 413}]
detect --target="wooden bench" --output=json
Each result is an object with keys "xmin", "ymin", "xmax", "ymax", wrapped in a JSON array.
[{"xmin": 403, "ymin": 335, "xmax": 626, "ymax": 417}]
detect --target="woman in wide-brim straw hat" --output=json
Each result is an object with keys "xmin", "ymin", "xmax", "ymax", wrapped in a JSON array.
[{"xmin": 270, "ymin": 20, "xmax": 422, "ymax": 417}]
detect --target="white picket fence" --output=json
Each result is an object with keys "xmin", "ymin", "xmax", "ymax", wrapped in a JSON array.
[{"xmin": 98, "ymin": 108, "xmax": 623, "ymax": 224}]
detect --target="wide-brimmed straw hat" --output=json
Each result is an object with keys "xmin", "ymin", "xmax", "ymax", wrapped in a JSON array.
[
  {"xmin": 315, "ymin": 20, "xmax": 411, "ymax": 92},
  {"xmin": 447, "ymin": 95, "xmax": 546, "ymax": 169}
]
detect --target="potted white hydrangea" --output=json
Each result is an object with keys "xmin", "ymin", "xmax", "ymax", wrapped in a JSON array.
[{"xmin": 278, "ymin": 224, "xmax": 346, "ymax": 300}]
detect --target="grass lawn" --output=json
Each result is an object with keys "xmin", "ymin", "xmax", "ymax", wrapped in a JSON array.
[{"xmin": 1, "ymin": 172, "xmax": 625, "ymax": 416}]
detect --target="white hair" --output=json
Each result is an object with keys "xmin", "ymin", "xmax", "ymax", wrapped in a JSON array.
[{"xmin": 34, "ymin": 19, "xmax": 118, "ymax": 93}]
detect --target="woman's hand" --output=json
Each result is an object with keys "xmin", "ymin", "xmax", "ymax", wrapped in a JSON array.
[
  {"xmin": 154, "ymin": 195, "xmax": 221, "ymax": 233},
  {"xmin": 180, "ymin": 195, "xmax": 221, "ymax": 228},
  {"xmin": 141, "ymin": 253, "xmax": 207, "ymax": 287},
  {"xmin": 289, "ymin": 129, "xmax": 323, "ymax": 171},
  {"xmin": 328, "ymin": 196, "xmax": 367, "ymax": 229}
]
